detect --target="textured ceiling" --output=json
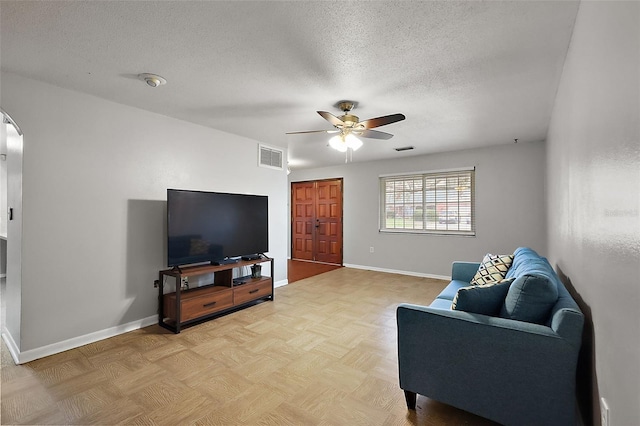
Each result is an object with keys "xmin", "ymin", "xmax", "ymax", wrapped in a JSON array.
[{"xmin": 1, "ymin": 1, "xmax": 579, "ymax": 170}]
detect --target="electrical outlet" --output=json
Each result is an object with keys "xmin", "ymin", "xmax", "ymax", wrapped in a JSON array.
[
  {"xmin": 370, "ymin": 246, "xmax": 374, "ymax": 253},
  {"xmin": 600, "ymin": 397, "xmax": 609, "ymax": 426}
]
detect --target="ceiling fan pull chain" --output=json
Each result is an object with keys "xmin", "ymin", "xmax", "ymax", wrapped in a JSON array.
[{"xmin": 345, "ymin": 148, "xmax": 353, "ymax": 163}]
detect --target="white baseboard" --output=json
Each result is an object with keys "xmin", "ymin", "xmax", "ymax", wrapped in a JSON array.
[
  {"xmin": 343, "ymin": 263, "xmax": 450, "ymax": 281},
  {"xmin": 3, "ymin": 277, "xmax": 291, "ymax": 364},
  {"xmin": 2, "ymin": 315, "xmax": 157, "ymax": 365},
  {"xmin": 2, "ymin": 269, "xmax": 438, "ymax": 365},
  {"xmin": 274, "ymin": 279, "xmax": 288, "ymax": 288},
  {"xmin": 1, "ymin": 328, "xmax": 20, "ymax": 364}
]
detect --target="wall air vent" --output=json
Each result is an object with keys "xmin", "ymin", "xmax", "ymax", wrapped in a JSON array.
[
  {"xmin": 258, "ymin": 144, "xmax": 284, "ymax": 170},
  {"xmin": 395, "ymin": 146, "xmax": 414, "ymax": 152}
]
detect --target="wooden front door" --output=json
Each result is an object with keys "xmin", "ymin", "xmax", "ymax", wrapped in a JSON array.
[
  {"xmin": 291, "ymin": 178, "xmax": 343, "ymax": 265},
  {"xmin": 291, "ymin": 181, "xmax": 315, "ymax": 261}
]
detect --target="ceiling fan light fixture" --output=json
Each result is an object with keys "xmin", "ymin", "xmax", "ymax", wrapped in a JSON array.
[
  {"xmin": 329, "ymin": 135, "xmax": 348, "ymax": 152},
  {"xmin": 329, "ymin": 133, "xmax": 362, "ymax": 152},
  {"xmin": 345, "ymin": 133, "xmax": 363, "ymax": 151}
]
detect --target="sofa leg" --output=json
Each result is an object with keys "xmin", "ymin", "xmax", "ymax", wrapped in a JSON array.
[{"xmin": 404, "ymin": 390, "xmax": 417, "ymax": 410}]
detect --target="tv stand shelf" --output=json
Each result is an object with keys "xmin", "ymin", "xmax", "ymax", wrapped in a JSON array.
[{"xmin": 158, "ymin": 257, "xmax": 274, "ymax": 333}]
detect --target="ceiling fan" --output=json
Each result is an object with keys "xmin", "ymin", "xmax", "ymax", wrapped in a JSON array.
[{"xmin": 287, "ymin": 101, "xmax": 405, "ymax": 153}]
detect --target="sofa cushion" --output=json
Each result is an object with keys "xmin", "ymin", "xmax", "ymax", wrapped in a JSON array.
[
  {"xmin": 429, "ymin": 297, "xmax": 455, "ymax": 310},
  {"xmin": 500, "ymin": 274, "xmax": 559, "ymax": 324},
  {"xmin": 436, "ymin": 280, "xmax": 470, "ymax": 301},
  {"xmin": 470, "ymin": 253, "xmax": 514, "ymax": 285},
  {"xmin": 506, "ymin": 247, "xmax": 550, "ymax": 279},
  {"xmin": 452, "ymin": 278, "xmax": 514, "ymax": 316}
]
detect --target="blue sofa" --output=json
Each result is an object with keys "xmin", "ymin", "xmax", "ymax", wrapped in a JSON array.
[{"xmin": 397, "ymin": 247, "xmax": 584, "ymax": 425}]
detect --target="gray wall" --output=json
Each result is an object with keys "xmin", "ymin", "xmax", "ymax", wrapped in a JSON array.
[
  {"xmin": 1, "ymin": 72, "xmax": 289, "ymax": 354},
  {"xmin": 546, "ymin": 2, "xmax": 640, "ymax": 424},
  {"xmin": 289, "ymin": 140, "xmax": 546, "ymax": 278}
]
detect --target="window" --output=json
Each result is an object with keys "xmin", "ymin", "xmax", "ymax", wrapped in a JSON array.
[{"xmin": 380, "ymin": 168, "xmax": 475, "ymax": 235}]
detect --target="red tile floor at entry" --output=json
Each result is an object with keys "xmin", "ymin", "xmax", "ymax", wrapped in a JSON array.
[{"xmin": 287, "ymin": 259, "xmax": 342, "ymax": 283}]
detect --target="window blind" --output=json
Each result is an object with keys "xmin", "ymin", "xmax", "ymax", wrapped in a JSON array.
[{"xmin": 379, "ymin": 169, "xmax": 475, "ymax": 235}]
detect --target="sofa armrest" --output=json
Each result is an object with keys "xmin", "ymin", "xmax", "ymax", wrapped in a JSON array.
[
  {"xmin": 451, "ymin": 261, "xmax": 480, "ymax": 282},
  {"xmin": 397, "ymin": 303, "xmax": 579, "ymax": 425}
]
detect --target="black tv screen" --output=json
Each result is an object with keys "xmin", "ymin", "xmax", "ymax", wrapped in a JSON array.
[{"xmin": 167, "ymin": 189, "xmax": 268, "ymax": 267}]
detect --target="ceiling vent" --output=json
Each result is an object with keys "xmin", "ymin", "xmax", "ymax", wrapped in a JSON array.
[{"xmin": 259, "ymin": 144, "xmax": 284, "ymax": 170}]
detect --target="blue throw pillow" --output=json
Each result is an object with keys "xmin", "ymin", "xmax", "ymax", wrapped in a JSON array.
[
  {"xmin": 500, "ymin": 274, "xmax": 559, "ymax": 324},
  {"xmin": 452, "ymin": 279, "xmax": 514, "ymax": 316}
]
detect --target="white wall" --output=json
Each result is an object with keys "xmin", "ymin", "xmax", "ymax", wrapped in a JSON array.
[
  {"xmin": 0, "ymin": 122, "xmax": 6, "ymax": 238},
  {"xmin": 1, "ymin": 121, "xmax": 7, "ymax": 276},
  {"xmin": 289, "ymin": 140, "xmax": 546, "ymax": 277},
  {"xmin": 3, "ymin": 119, "xmax": 23, "ymax": 350},
  {"xmin": 546, "ymin": 2, "xmax": 639, "ymax": 424},
  {"xmin": 1, "ymin": 72, "xmax": 288, "ymax": 356}
]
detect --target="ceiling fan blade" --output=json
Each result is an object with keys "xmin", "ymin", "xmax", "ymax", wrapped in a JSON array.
[
  {"xmin": 286, "ymin": 129, "xmax": 330, "ymax": 135},
  {"xmin": 355, "ymin": 129, "xmax": 394, "ymax": 140},
  {"xmin": 358, "ymin": 113, "xmax": 405, "ymax": 129},
  {"xmin": 286, "ymin": 129, "xmax": 340, "ymax": 136},
  {"xmin": 317, "ymin": 111, "xmax": 345, "ymax": 127}
]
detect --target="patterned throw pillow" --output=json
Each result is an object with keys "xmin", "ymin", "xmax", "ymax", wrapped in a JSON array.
[{"xmin": 470, "ymin": 253, "xmax": 514, "ymax": 285}]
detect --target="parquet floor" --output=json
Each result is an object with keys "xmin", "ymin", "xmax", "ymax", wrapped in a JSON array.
[{"xmin": 1, "ymin": 268, "xmax": 497, "ymax": 425}]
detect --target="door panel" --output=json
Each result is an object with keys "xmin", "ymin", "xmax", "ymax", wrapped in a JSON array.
[
  {"xmin": 292, "ymin": 181, "xmax": 315, "ymax": 260},
  {"xmin": 291, "ymin": 179, "xmax": 343, "ymax": 265},
  {"xmin": 316, "ymin": 179, "xmax": 342, "ymax": 264}
]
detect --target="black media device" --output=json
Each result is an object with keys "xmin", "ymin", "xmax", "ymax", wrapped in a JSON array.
[
  {"xmin": 167, "ymin": 189, "xmax": 268, "ymax": 267},
  {"xmin": 241, "ymin": 254, "xmax": 262, "ymax": 261}
]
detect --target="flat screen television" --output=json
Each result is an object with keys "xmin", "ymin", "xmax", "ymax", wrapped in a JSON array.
[{"xmin": 167, "ymin": 189, "xmax": 268, "ymax": 267}]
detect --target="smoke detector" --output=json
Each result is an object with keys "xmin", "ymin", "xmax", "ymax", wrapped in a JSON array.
[{"xmin": 138, "ymin": 73, "xmax": 166, "ymax": 88}]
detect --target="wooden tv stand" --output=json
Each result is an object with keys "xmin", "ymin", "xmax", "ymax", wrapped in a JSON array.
[{"xmin": 158, "ymin": 257, "xmax": 274, "ymax": 333}]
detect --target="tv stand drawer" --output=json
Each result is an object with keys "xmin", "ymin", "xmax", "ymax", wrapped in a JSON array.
[
  {"xmin": 164, "ymin": 287, "xmax": 233, "ymax": 322},
  {"xmin": 233, "ymin": 280, "xmax": 272, "ymax": 305}
]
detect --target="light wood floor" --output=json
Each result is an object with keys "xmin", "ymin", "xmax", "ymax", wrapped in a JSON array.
[{"xmin": 1, "ymin": 268, "xmax": 497, "ymax": 425}]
